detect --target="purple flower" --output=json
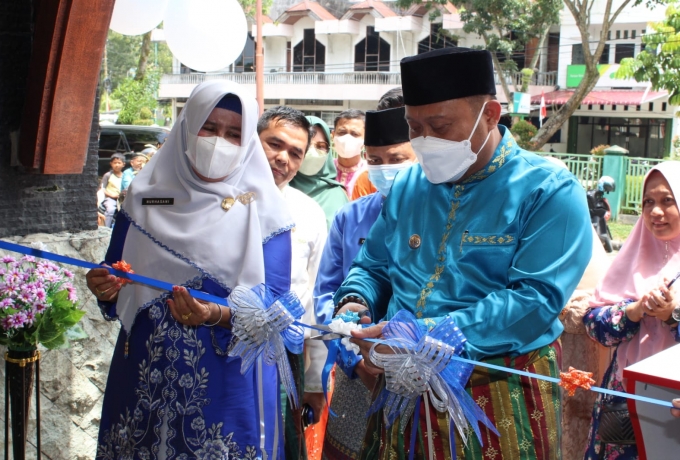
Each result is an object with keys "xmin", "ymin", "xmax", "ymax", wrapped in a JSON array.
[
  {"xmin": 1, "ymin": 316, "xmax": 14, "ymax": 330},
  {"xmin": 43, "ymin": 273, "xmax": 62, "ymax": 284},
  {"xmin": 0, "ymin": 298, "xmax": 14, "ymax": 309},
  {"xmin": 1, "ymin": 256, "xmax": 16, "ymax": 265},
  {"xmin": 17, "ymin": 291, "xmax": 32, "ymax": 304},
  {"xmin": 66, "ymin": 286, "xmax": 78, "ymax": 302},
  {"xmin": 24, "ymin": 310, "xmax": 35, "ymax": 325},
  {"xmin": 6, "ymin": 270, "xmax": 22, "ymax": 284},
  {"xmin": 34, "ymin": 303, "xmax": 47, "ymax": 313},
  {"xmin": 46, "ymin": 262, "xmax": 59, "ymax": 272},
  {"xmin": 12, "ymin": 312, "xmax": 27, "ymax": 328},
  {"xmin": 20, "ymin": 256, "xmax": 35, "ymax": 263},
  {"xmin": 1, "ymin": 284, "xmax": 18, "ymax": 298},
  {"xmin": 34, "ymin": 289, "xmax": 46, "ymax": 302},
  {"xmin": 63, "ymin": 270, "xmax": 74, "ymax": 279}
]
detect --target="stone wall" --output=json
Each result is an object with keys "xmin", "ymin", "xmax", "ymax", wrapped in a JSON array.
[
  {"xmin": 0, "ymin": 1, "xmax": 99, "ymax": 239},
  {"xmin": 0, "ymin": 228, "xmax": 116, "ymax": 459}
]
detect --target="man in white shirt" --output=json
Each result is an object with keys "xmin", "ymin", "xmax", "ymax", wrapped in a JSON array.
[{"xmin": 257, "ymin": 106, "xmax": 329, "ymax": 459}]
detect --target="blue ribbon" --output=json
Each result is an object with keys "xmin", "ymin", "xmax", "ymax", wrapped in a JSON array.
[
  {"xmin": 225, "ymin": 285, "xmax": 305, "ymax": 408},
  {"xmin": 367, "ymin": 310, "xmax": 497, "ymax": 457},
  {"xmin": 1, "ymin": 240, "xmax": 674, "ymax": 411},
  {"xmin": 0, "ymin": 240, "xmax": 228, "ymax": 306}
]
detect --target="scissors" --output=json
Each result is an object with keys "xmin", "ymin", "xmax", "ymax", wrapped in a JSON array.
[{"xmin": 310, "ymin": 310, "xmax": 371, "ymax": 340}]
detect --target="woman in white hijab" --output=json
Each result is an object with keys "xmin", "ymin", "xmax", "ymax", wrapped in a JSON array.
[{"xmin": 85, "ymin": 81, "xmax": 294, "ymax": 459}]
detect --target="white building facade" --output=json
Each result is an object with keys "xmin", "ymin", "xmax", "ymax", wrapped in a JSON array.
[
  {"xmin": 541, "ymin": 0, "xmax": 673, "ymax": 156},
  {"xmin": 158, "ymin": 0, "xmax": 675, "ymax": 157}
]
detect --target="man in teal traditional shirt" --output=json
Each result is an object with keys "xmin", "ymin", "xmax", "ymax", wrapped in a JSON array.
[{"xmin": 334, "ymin": 47, "xmax": 592, "ymax": 459}]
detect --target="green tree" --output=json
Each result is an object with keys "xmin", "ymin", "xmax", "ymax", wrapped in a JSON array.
[
  {"xmin": 616, "ymin": 1, "xmax": 680, "ymax": 104},
  {"xmin": 238, "ymin": 0, "xmax": 273, "ymax": 18},
  {"xmin": 396, "ymin": 0, "xmax": 561, "ymax": 111},
  {"xmin": 111, "ymin": 73, "xmax": 159, "ymax": 125},
  {"xmin": 531, "ymin": 0, "xmax": 668, "ymax": 147},
  {"xmin": 102, "ymin": 29, "xmax": 173, "ymax": 95},
  {"xmin": 511, "ymin": 119, "xmax": 539, "ymax": 150}
]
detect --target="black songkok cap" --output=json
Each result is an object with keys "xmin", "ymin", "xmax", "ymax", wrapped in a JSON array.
[
  {"xmin": 400, "ymin": 47, "xmax": 496, "ymax": 106},
  {"xmin": 364, "ymin": 107, "xmax": 410, "ymax": 147}
]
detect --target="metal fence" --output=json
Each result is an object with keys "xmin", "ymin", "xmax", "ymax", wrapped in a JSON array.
[
  {"xmin": 161, "ymin": 70, "xmax": 557, "ymax": 87},
  {"xmin": 621, "ymin": 157, "xmax": 666, "ymax": 214},
  {"xmin": 537, "ymin": 152, "xmax": 669, "ymax": 214},
  {"xmin": 536, "ymin": 152, "xmax": 603, "ymax": 190}
]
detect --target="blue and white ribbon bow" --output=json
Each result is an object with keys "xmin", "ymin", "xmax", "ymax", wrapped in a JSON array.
[
  {"xmin": 227, "ymin": 285, "xmax": 305, "ymax": 408},
  {"xmin": 367, "ymin": 310, "xmax": 498, "ymax": 460}
]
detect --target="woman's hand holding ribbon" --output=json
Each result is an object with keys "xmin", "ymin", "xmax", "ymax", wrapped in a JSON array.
[
  {"xmin": 167, "ymin": 286, "xmax": 229, "ymax": 327},
  {"xmin": 86, "ymin": 266, "xmax": 121, "ymax": 302}
]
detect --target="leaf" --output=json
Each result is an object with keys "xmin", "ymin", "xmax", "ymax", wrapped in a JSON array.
[
  {"xmin": 41, "ymin": 333, "xmax": 66, "ymax": 350},
  {"xmin": 64, "ymin": 324, "xmax": 88, "ymax": 341}
]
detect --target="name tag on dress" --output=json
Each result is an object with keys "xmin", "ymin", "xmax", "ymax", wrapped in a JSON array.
[{"xmin": 142, "ymin": 198, "xmax": 174, "ymax": 206}]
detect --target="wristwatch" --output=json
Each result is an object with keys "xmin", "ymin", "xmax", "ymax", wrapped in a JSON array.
[{"xmin": 666, "ymin": 305, "xmax": 680, "ymax": 325}]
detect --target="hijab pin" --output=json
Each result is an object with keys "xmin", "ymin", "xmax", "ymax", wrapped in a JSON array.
[
  {"xmin": 221, "ymin": 197, "xmax": 235, "ymax": 211},
  {"xmin": 237, "ymin": 192, "xmax": 256, "ymax": 205},
  {"xmin": 221, "ymin": 192, "xmax": 256, "ymax": 212}
]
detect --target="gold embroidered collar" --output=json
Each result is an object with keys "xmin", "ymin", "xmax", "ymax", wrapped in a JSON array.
[{"xmin": 462, "ymin": 127, "xmax": 517, "ymax": 185}]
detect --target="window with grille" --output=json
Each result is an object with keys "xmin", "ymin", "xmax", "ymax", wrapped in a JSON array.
[
  {"xmin": 615, "ymin": 44, "xmax": 635, "ymax": 63},
  {"xmin": 354, "ymin": 26, "xmax": 390, "ymax": 72},
  {"xmin": 233, "ymin": 33, "xmax": 256, "ymax": 73},
  {"xmin": 418, "ymin": 23, "xmax": 457, "ymax": 54},
  {"xmin": 293, "ymin": 29, "xmax": 325, "ymax": 72}
]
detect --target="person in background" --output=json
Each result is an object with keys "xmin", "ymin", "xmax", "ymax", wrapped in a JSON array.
[
  {"xmin": 85, "ymin": 81, "xmax": 294, "ymax": 459},
  {"xmin": 584, "ymin": 161, "xmax": 680, "ymax": 460},
  {"xmin": 290, "ymin": 117, "xmax": 348, "ymax": 230},
  {"xmin": 332, "ymin": 110, "xmax": 365, "ymax": 198},
  {"xmin": 142, "ymin": 144, "xmax": 158, "ymax": 159},
  {"xmin": 351, "ymin": 88, "xmax": 404, "ymax": 201},
  {"xmin": 120, "ymin": 152, "xmax": 148, "ymax": 191},
  {"xmin": 317, "ymin": 106, "xmax": 416, "ymax": 460},
  {"xmin": 100, "ymin": 153, "xmax": 125, "ymax": 227},
  {"xmin": 257, "ymin": 106, "xmax": 329, "ymax": 460},
  {"xmin": 335, "ymin": 47, "xmax": 592, "ymax": 459}
]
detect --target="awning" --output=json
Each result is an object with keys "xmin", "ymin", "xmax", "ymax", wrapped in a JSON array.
[{"xmin": 531, "ymin": 90, "xmax": 667, "ymax": 106}]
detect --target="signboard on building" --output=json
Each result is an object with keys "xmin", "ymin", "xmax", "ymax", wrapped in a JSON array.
[
  {"xmin": 512, "ymin": 92, "xmax": 531, "ymax": 114},
  {"xmin": 566, "ymin": 64, "xmax": 647, "ymax": 88}
]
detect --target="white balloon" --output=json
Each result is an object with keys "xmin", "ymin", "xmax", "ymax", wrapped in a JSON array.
[
  {"xmin": 164, "ymin": 0, "xmax": 248, "ymax": 72},
  {"xmin": 109, "ymin": 0, "xmax": 169, "ymax": 36}
]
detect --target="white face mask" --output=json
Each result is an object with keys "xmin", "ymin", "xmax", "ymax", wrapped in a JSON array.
[
  {"xmin": 367, "ymin": 162, "xmax": 413, "ymax": 197},
  {"xmin": 410, "ymin": 101, "xmax": 491, "ymax": 184},
  {"xmin": 298, "ymin": 147, "xmax": 328, "ymax": 176},
  {"xmin": 334, "ymin": 134, "xmax": 364, "ymax": 159},
  {"xmin": 185, "ymin": 133, "xmax": 243, "ymax": 180}
]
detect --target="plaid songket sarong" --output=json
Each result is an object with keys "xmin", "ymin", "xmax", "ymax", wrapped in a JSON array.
[{"xmin": 360, "ymin": 342, "xmax": 562, "ymax": 460}]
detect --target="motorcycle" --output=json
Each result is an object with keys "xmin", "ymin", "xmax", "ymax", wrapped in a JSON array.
[{"xmin": 587, "ymin": 176, "xmax": 615, "ymax": 253}]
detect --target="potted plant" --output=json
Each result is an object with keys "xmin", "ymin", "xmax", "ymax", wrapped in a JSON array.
[
  {"xmin": 590, "ymin": 144, "xmax": 610, "ymax": 156},
  {"xmin": 0, "ymin": 255, "xmax": 86, "ymax": 459}
]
